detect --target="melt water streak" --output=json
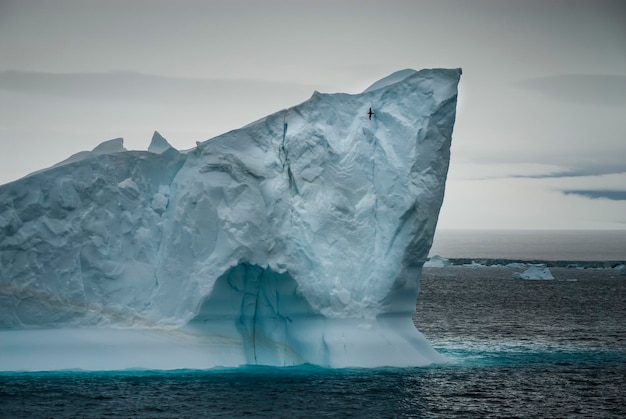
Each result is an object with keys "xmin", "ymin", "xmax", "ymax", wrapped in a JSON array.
[{"xmin": 0, "ymin": 68, "xmax": 461, "ymax": 370}]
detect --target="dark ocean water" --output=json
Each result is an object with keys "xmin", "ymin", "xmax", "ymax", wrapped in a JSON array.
[{"xmin": 2, "ymin": 231, "xmax": 626, "ymax": 418}]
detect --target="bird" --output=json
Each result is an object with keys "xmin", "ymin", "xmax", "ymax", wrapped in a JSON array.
[{"xmin": 367, "ymin": 107, "xmax": 374, "ymax": 120}]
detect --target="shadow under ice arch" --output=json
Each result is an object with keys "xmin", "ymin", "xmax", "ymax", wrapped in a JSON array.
[
  {"xmin": 186, "ymin": 263, "xmax": 322, "ymax": 366},
  {"xmin": 185, "ymin": 262, "xmax": 447, "ymax": 368}
]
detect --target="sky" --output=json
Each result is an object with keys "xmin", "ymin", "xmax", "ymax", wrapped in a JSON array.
[{"xmin": 1, "ymin": 0, "xmax": 625, "ymax": 230}]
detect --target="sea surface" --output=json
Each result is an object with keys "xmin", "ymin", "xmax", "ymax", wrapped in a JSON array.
[{"xmin": 1, "ymin": 231, "xmax": 625, "ymax": 418}]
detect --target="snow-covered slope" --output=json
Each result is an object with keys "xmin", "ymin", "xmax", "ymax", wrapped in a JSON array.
[
  {"xmin": 362, "ymin": 68, "xmax": 418, "ymax": 93},
  {"xmin": 0, "ymin": 68, "xmax": 461, "ymax": 370}
]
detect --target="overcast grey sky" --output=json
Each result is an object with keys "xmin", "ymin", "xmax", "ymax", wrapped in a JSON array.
[{"xmin": 1, "ymin": 0, "xmax": 625, "ymax": 229}]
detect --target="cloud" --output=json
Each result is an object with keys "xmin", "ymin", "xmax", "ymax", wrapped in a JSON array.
[
  {"xmin": 562, "ymin": 190, "xmax": 626, "ymax": 201},
  {"xmin": 518, "ymin": 74, "xmax": 626, "ymax": 107},
  {"xmin": 509, "ymin": 164, "xmax": 626, "ymax": 179},
  {"xmin": 462, "ymin": 161, "xmax": 626, "ymax": 180},
  {"xmin": 0, "ymin": 70, "xmax": 323, "ymax": 105}
]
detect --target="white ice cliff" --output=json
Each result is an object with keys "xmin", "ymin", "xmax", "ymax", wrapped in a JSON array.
[{"xmin": 0, "ymin": 68, "xmax": 461, "ymax": 370}]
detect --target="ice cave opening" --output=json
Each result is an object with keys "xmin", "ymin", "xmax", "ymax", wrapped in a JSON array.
[{"xmin": 185, "ymin": 263, "xmax": 322, "ymax": 366}]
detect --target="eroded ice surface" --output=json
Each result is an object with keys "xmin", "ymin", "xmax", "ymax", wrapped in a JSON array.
[{"xmin": 0, "ymin": 68, "xmax": 461, "ymax": 370}]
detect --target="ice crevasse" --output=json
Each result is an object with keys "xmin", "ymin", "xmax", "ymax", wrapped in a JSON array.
[{"xmin": 0, "ymin": 68, "xmax": 462, "ymax": 370}]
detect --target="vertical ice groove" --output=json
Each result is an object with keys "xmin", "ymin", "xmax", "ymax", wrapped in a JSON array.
[{"xmin": 251, "ymin": 279, "xmax": 260, "ymax": 364}]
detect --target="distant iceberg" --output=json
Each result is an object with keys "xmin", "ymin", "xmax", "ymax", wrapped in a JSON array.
[
  {"xmin": 424, "ymin": 255, "xmax": 452, "ymax": 268},
  {"xmin": 0, "ymin": 68, "xmax": 461, "ymax": 370},
  {"xmin": 513, "ymin": 264, "xmax": 555, "ymax": 280}
]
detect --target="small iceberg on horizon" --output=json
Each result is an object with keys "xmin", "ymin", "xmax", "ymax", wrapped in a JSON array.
[
  {"xmin": 512, "ymin": 264, "xmax": 555, "ymax": 280},
  {"xmin": 424, "ymin": 255, "xmax": 452, "ymax": 268}
]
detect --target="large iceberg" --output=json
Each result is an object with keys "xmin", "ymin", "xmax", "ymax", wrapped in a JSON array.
[{"xmin": 0, "ymin": 68, "xmax": 461, "ymax": 370}]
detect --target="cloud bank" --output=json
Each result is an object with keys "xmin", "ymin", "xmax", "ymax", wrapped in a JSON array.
[
  {"xmin": 0, "ymin": 70, "xmax": 323, "ymax": 105},
  {"xmin": 518, "ymin": 74, "xmax": 626, "ymax": 107},
  {"xmin": 562, "ymin": 190, "xmax": 626, "ymax": 201},
  {"xmin": 509, "ymin": 164, "xmax": 626, "ymax": 179}
]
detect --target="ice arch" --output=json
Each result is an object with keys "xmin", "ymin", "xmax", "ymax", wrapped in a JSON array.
[
  {"xmin": 182, "ymin": 263, "xmax": 446, "ymax": 368},
  {"xmin": 186, "ymin": 263, "xmax": 322, "ymax": 366}
]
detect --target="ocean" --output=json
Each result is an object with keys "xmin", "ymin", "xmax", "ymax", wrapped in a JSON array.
[{"xmin": 1, "ymin": 230, "xmax": 625, "ymax": 418}]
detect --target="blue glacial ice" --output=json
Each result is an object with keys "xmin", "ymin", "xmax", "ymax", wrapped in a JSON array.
[{"xmin": 0, "ymin": 68, "xmax": 461, "ymax": 370}]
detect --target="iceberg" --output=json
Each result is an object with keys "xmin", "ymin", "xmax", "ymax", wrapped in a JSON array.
[
  {"xmin": 0, "ymin": 68, "xmax": 461, "ymax": 370},
  {"xmin": 513, "ymin": 264, "xmax": 555, "ymax": 280},
  {"xmin": 424, "ymin": 255, "xmax": 452, "ymax": 268}
]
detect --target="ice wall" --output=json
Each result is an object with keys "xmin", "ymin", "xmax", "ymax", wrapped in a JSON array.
[{"xmin": 0, "ymin": 68, "xmax": 461, "ymax": 370}]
